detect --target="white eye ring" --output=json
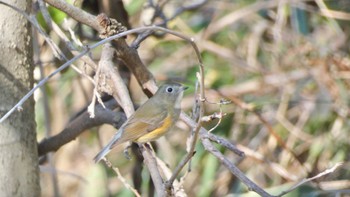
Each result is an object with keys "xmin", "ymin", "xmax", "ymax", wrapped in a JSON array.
[{"xmin": 166, "ymin": 87, "xmax": 173, "ymax": 93}]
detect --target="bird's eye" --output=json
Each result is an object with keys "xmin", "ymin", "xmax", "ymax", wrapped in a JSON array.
[{"xmin": 166, "ymin": 87, "xmax": 173, "ymax": 93}]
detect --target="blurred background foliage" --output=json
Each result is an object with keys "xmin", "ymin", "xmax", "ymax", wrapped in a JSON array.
[{"xmin": 35, "ymin": 0, "xmax": 350, "ymax": 196}]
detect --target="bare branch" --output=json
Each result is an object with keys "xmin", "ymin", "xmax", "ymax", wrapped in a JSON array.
[
  {"xmin": 38, "ymin": 99, "xmax": 125, "ymax": 156},
  {"xmin": 44, "ymin": 0, "xmax": 101, "ymax": 32},
  {"xmin": 131, "ymin": 0, "xmax": 209, "ymax": 48},
  {"xmin": 102, "ymin": 158, "xmax": 141, "ymax": 197},
  {"xmin": 226, "ymin": 94, "xmax": 306, "ymax": 167},
  {"xmin": 169, "ymin": 0, "xmax": 209, "ymax": 21},
  {"xmin": 276, "ymin": 163, "xmax": 343, "ymax": 197},
  {"xmin": 201, "ymin": 136, "xmax": 274, "ymax": 197},
  {"xmin": 179, "ymin": 113, "xmax": 273, "ymax": 196},
  {"xmin": 51, "ymin": 20, "xmax": 98, "ymax": 70},
  {"xmin": 201, "ymin": 132, "xmax": 245, "ymax": 157}
]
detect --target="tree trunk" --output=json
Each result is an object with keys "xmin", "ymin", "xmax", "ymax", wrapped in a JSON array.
[{"xmin": 0, "ymin": 0, "xmax": 40, "ymax": 196}]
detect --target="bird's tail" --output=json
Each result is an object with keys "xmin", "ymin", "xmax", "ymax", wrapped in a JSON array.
[{"xmin": 94, "ymin": 131, "xmax": 122, "ymax": 163}]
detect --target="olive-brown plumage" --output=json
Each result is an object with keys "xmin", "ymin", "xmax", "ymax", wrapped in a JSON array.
[{"xmin": 94, "ymin": 82, "xmax": 187, "ymax": 163}]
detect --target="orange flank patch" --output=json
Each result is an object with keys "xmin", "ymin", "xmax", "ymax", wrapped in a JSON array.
[{"xmin": 136, "ymin": 115, "xmax": 173, "ymax": 143}]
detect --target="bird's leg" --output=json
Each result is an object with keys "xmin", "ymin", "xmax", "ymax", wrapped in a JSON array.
[
  {"xmin": 123, "ymin": 142, "xmax": 132, "ymax": 160},
  {"xmin": 144, "ymin": 142, "xmax": 154, "ymax": 151}
]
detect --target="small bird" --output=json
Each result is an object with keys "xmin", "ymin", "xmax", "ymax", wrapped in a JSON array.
[{"xmin": 94, "ymin": 82, "xmax": 188, "ymax": 163}]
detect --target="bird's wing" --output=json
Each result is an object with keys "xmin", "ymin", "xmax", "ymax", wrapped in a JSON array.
[
  {"xmin": 93, "ymin": 112, "xmax": 168, "ymax": 163},
  {"xmin": 94, "ymin": 99, "xmax": 169, "ymax": 163},
  {"xmin": 113, "ymin": 109, "xmax": 168, "ymax": 146}
]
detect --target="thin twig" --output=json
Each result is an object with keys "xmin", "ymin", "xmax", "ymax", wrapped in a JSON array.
[
  {"xmin": 51, "ymin": 20, "xmax": 98, "ymax": 70},
  {"xmin": 201, "ymin": 136, "xmax": 274, "ymax": 197},
  {"xmin": 33, "ymin": 25, "xmax": 60, "ymax": 197},
  {"xmin": 0, "ymin": 1, "xmax": 99, "ymax": 122},
  {"xmin": 131, "ymin": 0, "xmax": 208, "ymax": 48},
  {"xmin": 169, "ymin": 0, "xmax": 209, "ymax": 21},
  {"xmin": 102, "ymin": 158, "xmax": 141, "ymax": 197},
  {"xmin": 277, "ymin": 163, "xmax": 343, "ymax": 197},
  {"xmin": 202, "ymin": 106, "xmax": 226, "ymax": 133},
  {"xmin": 31, "ymin": 10, "xmax": 96, "ymax": 83},
  {"xmin": 222, "ymin": 93, "xmax": 307, "ymax": 168},
  {"xmin": 202, "ymin": 132, "xmax": 245, "ymax": 157},
  {"xmin": 38, "ymin": 0, "xmax": 52, "ymax": 29},
  {"xmin": 41, "ymin": 0, "xmax": 152, "ymax": 89},
  {"xmin": 155, "ymin": 157, "xmax": 187, "ymax": 197},
  {"xmin": 165, "ymin": 38, "xmax": 205, "ymax": 190},
  {"xmin": 185, "ymin": 79, "xmax": 200, "ymax": 174},
  {"xmin": 44, "ymin": 0, "xmax": 101, "ymax": 32},
  {"xmin": 179, "ymin": 113, "xmax": 273, "ymax": 196}
]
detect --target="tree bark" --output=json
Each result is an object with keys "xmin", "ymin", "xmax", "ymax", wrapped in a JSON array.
[{"xmin": 0, "ymin": 0, "xmax": 40, "ymax": 196}]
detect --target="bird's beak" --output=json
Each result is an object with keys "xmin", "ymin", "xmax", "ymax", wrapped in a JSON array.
[{"xmin": 182, "ymin": 86, "xmax": 189, "ymax": 91}]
